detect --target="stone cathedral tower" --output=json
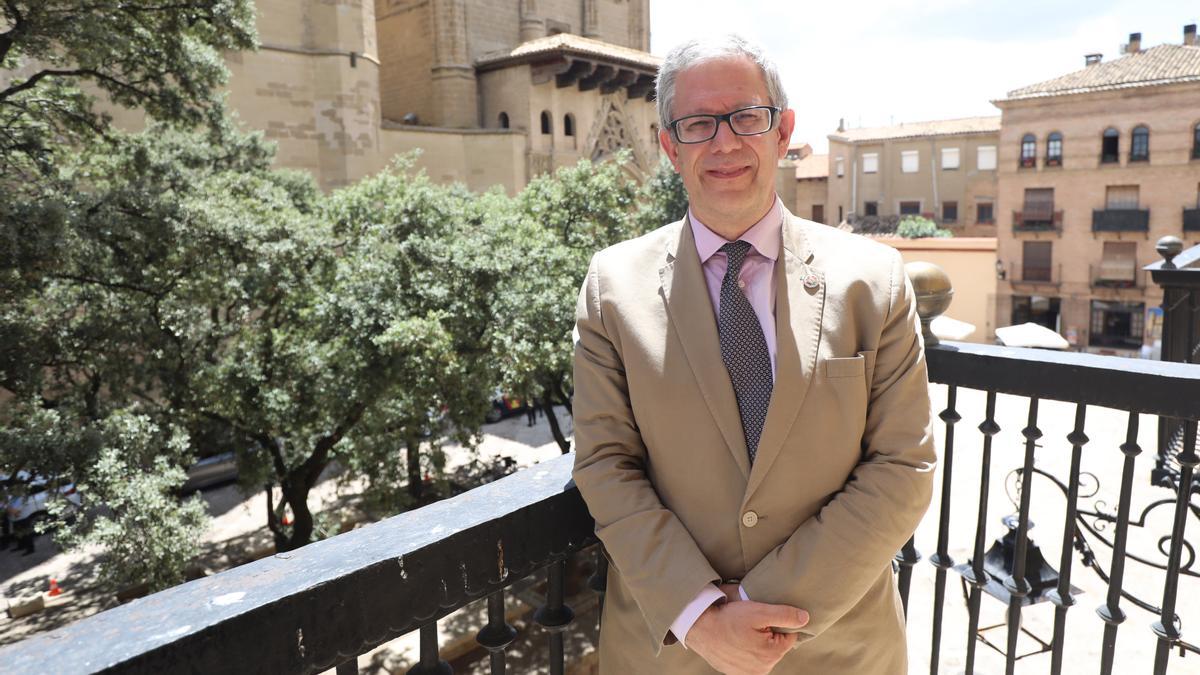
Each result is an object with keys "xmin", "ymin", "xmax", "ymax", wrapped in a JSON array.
[{"xmin": 214, "ymin": 0, "xmax": 658, "ymax": 191}]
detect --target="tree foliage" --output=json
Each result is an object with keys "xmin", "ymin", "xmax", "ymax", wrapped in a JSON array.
[
  {"xmin": 896, "ymin": 216, "xmax": 953, "ymax": 239},
  {"xmin": 1, "ymin": 0, "xmax": 692, "ymax": 582},
  {"xmin": 0, "ymin": 0, "xmax": 256, "ymax": 180}
]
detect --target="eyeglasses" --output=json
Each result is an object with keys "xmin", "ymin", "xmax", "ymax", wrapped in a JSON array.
[{"xmin": 668, "ymin": 105, "xmax": 781, "ymax": 144}]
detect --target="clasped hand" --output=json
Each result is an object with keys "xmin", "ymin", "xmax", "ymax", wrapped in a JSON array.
[{"xmin": 685, "ymin": 584, "xmax": 809, "ymax": 675}]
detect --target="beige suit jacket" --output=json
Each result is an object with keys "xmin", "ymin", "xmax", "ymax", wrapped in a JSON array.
[{"xmin": 572, "ymin": 209, "xmax": 936, "ymax": 674}]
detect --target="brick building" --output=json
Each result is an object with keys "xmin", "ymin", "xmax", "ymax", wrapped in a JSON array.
[
  {"xmin": 826, "ymin": 116, "xmax": 1001, "ymax": 237},
  {"xmin": 993, "ymin": 26, "xmax": 1200, "ymax": 355}
]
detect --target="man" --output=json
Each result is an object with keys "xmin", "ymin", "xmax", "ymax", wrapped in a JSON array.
[{"xmin": 572, "ymin": 34, "xmax": 936, "ymax": 674}]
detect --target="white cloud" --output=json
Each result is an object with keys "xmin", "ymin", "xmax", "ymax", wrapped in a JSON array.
[{"xmin": 650, "ymin": 0, "xmax": 1199, "ymax": 153}]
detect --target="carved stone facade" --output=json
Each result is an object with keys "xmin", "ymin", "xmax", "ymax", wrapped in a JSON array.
[{"xmin": 117, "ymin": 0, "xmax": 658, "ymax": 192}]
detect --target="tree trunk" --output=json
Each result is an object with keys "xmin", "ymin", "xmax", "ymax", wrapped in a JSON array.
[
  {"xmin": 273, "ymin": 476, "xmax": 318, "ymax": 552},
  {"xmin": 554, "ymin": 377, "xmax": 573, "ymax": 417},
  {"xmin": 542, "ymin": 393, "xmax": 571, "ymax": 454},
  {"xmin": 406, "ymin": 437, "xmax": 424, "ymax": 502}
]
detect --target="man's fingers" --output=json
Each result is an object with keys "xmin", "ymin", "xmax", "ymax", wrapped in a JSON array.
[{"xmin": 748, "ymin": 602, "xmax": 809, "ymax": 631}]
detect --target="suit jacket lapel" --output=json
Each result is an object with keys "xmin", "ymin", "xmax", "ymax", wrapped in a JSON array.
[
  {"xmin": 659, "ymin": 220, "xmax": 752, "ymax": 479},
  {"xmin": 745, "ymin": 214, "xmax": 824, "ymax": 499}
]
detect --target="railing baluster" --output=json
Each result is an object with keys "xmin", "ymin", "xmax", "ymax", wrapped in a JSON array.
[
  {"xmin": 1049, "ymin": 403, "xmax": 1088, "ymax": 675},
  {"xmin": 964, "ymin": 390, "xmax": 999, "ymax": 675},
  {"xmin": 406, "ymin": 622, "xmax": 451, "ymax": 675},
  {"xmin": 1152, "ymin": 420, "xmax": 1199, "ymax": 674},
  {"xmin": 1003, "ymin": 398, "xmax": 1042, "ymax": 675},
  {"xmin": 1098, "ymin": 411, "xmax": 1143, "ymax": 675},
  {"xmin": 589, "ymin": 547, "xmax": 608, "ymax": 630},
  {"xmin": 535, "ymin": 558, "xmax": 575, "ymax": 675},
  {"xmin": 896, "ymin": 536, "xmax": 921, "ymax": 619},
  {"xmin": 336, "ymin": 657, "xmax": 358, "ymax": 675},
  {"xmin": 929, "ymin": 385, "xmax": 960, "ymax": 675},
  {"xmin": 476, "ymin": 590, "xmax": 516, "ymax": 675}
]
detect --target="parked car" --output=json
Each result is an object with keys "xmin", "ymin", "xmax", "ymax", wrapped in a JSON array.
[
  {"xmin": 2, "ymin": 472, "xmax": 83, "ymax": 552},
  {"xmin": 180, "ymin": 451, "xmax": 239, "ymax": 493},
  {"xmin": 485, "ymin": 394, "xmax": 528, "ymax": 423}
]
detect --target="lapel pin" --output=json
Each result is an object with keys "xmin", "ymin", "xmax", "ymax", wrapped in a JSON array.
[{"xmin": 803, "ymin": 273, "xmax": 820, "ymax": 290}]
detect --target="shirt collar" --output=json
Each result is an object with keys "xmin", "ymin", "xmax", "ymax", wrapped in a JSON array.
[{"xmin": 689, "ymin": 196, "xmax": 783, "ymax": 265}]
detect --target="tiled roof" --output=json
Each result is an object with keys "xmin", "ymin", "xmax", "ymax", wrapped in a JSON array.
[
  {"xmin": 828, "ymin": 116, "xmax": 1001, "ymax": 143},
  {"xmin": 1002, "ymin": 44, "xmax": 1200, "ymax": 101},
  {"xmin": 794, "ymin": 154, "xmax": 828, "ymax": 180},
  {"xmin": 475, "ymin": 33, "xmax": 661, "ymax": 72}
]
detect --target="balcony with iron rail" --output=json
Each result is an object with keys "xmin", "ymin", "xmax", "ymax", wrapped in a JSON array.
[
  {"xmin": 2, "ymin": 245, "xmax": 1200, "ymax": 675},
  {"xmin": 1090, "ymin": 263, "xmax": 1146, "ymax": 290},
  {"xmin": 1093, "ymin": 208, "xmax": 1150, "ymax": 233},
  {"xmin": 1008, "ymin": 262, "xmax": 1062, "ymax": 288},
  {"xmin": 1012, "ymin": 208, "xmax": 1063, "ymax": 234}
]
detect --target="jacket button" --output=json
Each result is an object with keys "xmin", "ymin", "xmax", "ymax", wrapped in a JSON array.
[{"xmin": 742, "ymin": 511, "xmax": 759, "ymax": 528}]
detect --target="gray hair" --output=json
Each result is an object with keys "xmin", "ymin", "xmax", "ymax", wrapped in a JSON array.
[{"xmin": 655, "ymin": 34, "xmax": 789, "ymax": 134}]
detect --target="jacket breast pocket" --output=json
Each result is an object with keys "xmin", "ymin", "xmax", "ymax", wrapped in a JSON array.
[
  {"xmin": 824, "ymin": 350, "xmax": 877, "ymax": 383},
  {"xmin": 825, "ymin": 354, "xmax": 865, "ymax": 378}
]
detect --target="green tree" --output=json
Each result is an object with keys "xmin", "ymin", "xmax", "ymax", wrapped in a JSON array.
[
  {"xmin": 896, "ymin": 216, "xmax": 952, "ymax": 239},
  {"xmin": 635, "ymin": 156, "xmax": 689, "ymax": 234},
  {"xmin": 0, "ymin": 0, "xmax": 256, "ymax": 181},
  {"xmin": 492, "ymin": 155, "xmax": 641, "ymax": 453},
  {"xmin": 48, "ymin": 412, "xmax": 210, "ymax": 593}
]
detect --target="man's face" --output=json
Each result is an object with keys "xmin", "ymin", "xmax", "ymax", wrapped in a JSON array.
[{"xmin": 659, "ymin": 56, "xmax": 794, "ymax": 230}]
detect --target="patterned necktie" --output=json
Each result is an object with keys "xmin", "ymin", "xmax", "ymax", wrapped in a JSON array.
[{"xmin": 717, "ymin": 241, "xmax": 773, "ymax": 463}]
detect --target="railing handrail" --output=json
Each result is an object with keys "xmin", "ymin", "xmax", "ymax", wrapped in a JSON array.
[
  {"xmin": 927, "ymin": 342, "xmax": 1200, "ymax": 419},
  {"xmin": 4, "ymin": 346, "xmax": 1200, "ymax": 673},
  {"xmin": 0, "ymin": 454, "xmax": 595, "ymax": 675}
]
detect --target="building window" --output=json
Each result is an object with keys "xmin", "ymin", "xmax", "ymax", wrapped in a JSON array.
[
  {"xmin": 862, "ymin": 153, "xmax": 879, "ymax": 173},
  {"xmin": 942, "ymin": 147, "xmax": 960, "ymax": 170},
  {"xmin": 1098, "ymin": 241, "xmax": 1137, "ymax": 286},
  {"xmin": 1020, "ymin": 133, "xmax": 1037, "ymax": 168},
  {"xmin": 836, "ymin": 157, "xmax": 845, "ymax": 177},
  {"xmin": 1022, "ymin": 241, "xmax": 1052, "ymax": 282},
  {"xmin": 977, "ymin": 202, "xmax": 994, "ymax": 224},
  {"xmin": 942, "ymin": 201, "xmax": 958, "ymax": 223},
  {"xmin": 1012, "ymin": 295, "xmax": 1061, "ymax": 332},
  {"xmin": 1090, "ymin": 300, "xmax": 1145, "ymax": 350},
  {"xmin": 899, "ymin": 201, "xmax": 921, "ymax": 215},
  {"xmin": 563, "ymin": 114, "xmax": 575, "ymax": 137},
  {"xmin": 812, "ymin": 204, "xmax": 825, "ymax": 224},
  {"xmin": 1106, "ymin": 185, "xmax": 1139, "ymax": 209},
  {"xmin": 1046, "ymin": 132, "xmax": 1063, "ymax": 166},
  {"xmin": 1130, "ymin": 125, "xmax": 1149, "ymax": 162},
  {"xmin": 901, "ymin": 150, "xmax": 919, "ymax": 173},
  {"xmin": 1101, "ymin": 127, "xmax": 1119, "ymax": 163},
  {"xmin": 864, "ymin": 201, "xmax": 878, "ymax": 216},
  {"xmin": 977, "ymin": 145, "xmax": 997, "ymax": 170},
  {"xmin": 1193, "ymin": 122, "xmax": 1200, "ymax": 160},
  {"xmin": 838, "ymin": 205, "xmax": 843, "ymax": 222},
  {"xmin": 540, "ymin": 111, "xmax": 552, "ymax": 135},
  {"xmin": 1023, "ymin": 188, "xmax": 1055, "ymax": 219},
  {"xmin": 498, "ymin": 112, "xmax": 510, "ymax": 129}
]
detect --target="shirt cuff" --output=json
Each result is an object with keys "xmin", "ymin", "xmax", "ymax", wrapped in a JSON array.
[
  {"xmin": 669, "ymin": 585, "xmax": 727, "ymax": 649},
  {"xmin": 738, "ymin": 584, "xmax": 749, "ymax": 602}
]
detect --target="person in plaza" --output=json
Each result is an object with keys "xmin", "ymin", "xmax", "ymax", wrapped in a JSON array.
[{"xmin": 571, "ymin": 34, "xmax": 937, "ymax": 674}]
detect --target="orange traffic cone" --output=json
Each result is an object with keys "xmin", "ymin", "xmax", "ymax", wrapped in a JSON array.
[{"xmin": 47, "ymin": 578, "xmax": 62, "ymax": 597}]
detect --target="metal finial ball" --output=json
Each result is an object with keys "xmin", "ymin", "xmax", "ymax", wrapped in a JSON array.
[
  {"xmin": 1157, "ymin": 236, "xmax": 1184, "ymax": 269},
  {"xmin": 905, "ymin": 261, "xmax": 954, "ymax": 346}
]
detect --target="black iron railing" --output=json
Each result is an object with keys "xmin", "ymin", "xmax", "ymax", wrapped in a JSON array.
[
  {"xmin": 1009, "ymin": 262, "xmax": 1061, "ymax": 285},
  {"xmin": 1093, "ymin": 208, "xmax": 1150, "ymax": 232},
  {"xmin": 2, "ymin": 343, "xmax": 1198, "ymax": 675},
  {"xmin": 1013, "ymin": 208, "xmax": 1063, "ymax": 233}
]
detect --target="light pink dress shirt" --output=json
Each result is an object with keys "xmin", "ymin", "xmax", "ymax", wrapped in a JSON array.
[{"xmin": 668, "ymin": 197, "xmax": 783, "ymax": 647}]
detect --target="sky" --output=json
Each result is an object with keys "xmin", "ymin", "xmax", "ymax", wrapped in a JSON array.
[{"xmin": 648, "ymin": 1, "xmax": 1199, "ymax": 154}]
